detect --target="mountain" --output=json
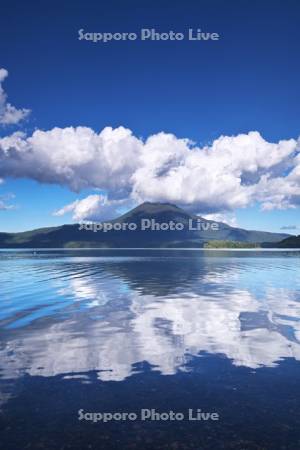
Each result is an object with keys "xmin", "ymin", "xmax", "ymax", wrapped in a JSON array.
[{"xmin": 0, "ymin": 202, "xmax": 290, "ymax": 248}]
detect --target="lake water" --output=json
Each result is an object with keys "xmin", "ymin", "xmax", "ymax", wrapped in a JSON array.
[{"xmin": 0, "ymin": 249, "xmax": 300, "ymax": 449}]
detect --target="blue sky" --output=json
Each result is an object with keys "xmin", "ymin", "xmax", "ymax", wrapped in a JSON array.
[{"xmin": 0, "ymin": 0, "xmax": 300, "ymax": 233}]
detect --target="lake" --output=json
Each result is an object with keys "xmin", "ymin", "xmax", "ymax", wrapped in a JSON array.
[{"xmin": 0, "ymin": 249, "xmax": 300, "ymax": 449}]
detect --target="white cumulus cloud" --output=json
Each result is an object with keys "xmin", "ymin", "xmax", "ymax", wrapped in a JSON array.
[
  {"xmin": 0, "ymin": 125, "xmax": 299, "ymax": 216},
  {"xmin": 131, "ymin": 131, "xmax": 298, "ymax": 212},
  {"xmin": 0, "ymin": 68, "xmax": 30, "ymax": 125},
  {"xmin": 0, "ymin": 126, "xmax": 142, "ymax": 194},
  {"xmin": 53, "ymin": 194, "xmax": 129, "ymax": 221},
  {"xmin": 202, "ymin": 213, "xmax": 238, "ymax": 227}
]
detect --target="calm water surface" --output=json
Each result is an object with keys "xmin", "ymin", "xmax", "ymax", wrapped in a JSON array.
[{"xmin": 0, "ymin": 249, "xmax": 300, "ymax": 449}]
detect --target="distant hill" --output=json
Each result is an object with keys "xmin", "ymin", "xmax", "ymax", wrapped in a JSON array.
[
  {"xmin": 0, "ymin": 202, "xmax": 290, "ymax": 248},
  {"xmin": 275, "ymin": 235, "xmax": 300, "ymax": 248}
]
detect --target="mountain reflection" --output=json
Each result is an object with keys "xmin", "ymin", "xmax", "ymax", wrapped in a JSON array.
[{"xmin": 1, "ymin": 251, "xmax": 300, "ymax": 388}]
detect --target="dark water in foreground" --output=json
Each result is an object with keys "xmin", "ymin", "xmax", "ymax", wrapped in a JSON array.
[{"xmin": 0, "ymin": 249, "xmax": 300, "ymax": 449}]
